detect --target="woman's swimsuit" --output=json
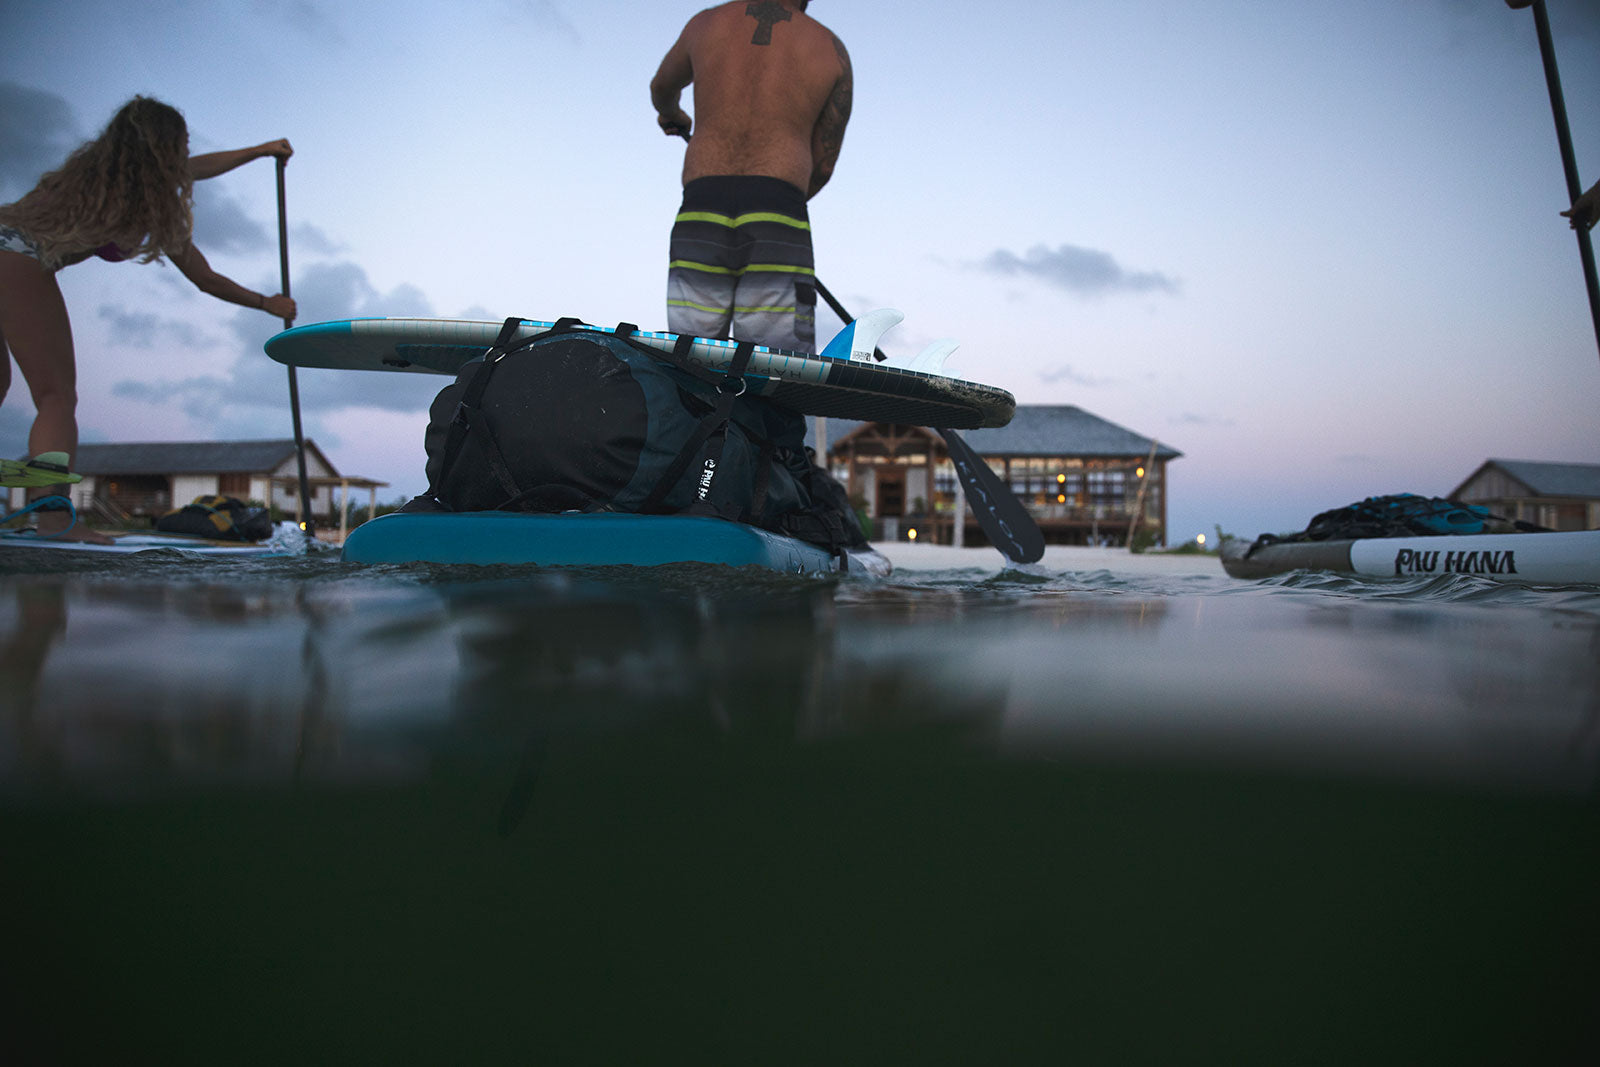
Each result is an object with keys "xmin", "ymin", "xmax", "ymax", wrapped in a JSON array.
[
  {"xmin": 0, "ymin": 224, "xmax": 42, "ymax": 261},
  {"xmin": 0, "ymin": 224, "xmax": 129, "ymax": 265}
]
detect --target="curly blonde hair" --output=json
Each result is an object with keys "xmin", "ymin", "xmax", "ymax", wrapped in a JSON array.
[{"xmin": 0, "ymin": 96, "xmax": 193, "ymax": 270}]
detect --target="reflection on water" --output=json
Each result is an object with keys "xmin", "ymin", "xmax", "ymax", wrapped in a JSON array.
[
  {"xmin": 1, "ymin": 555, "xmax": 1598, "ymax": 1062},
  {"xmin": 4, "ymin": 558, "xmax": 1596, "ymax": 797}
]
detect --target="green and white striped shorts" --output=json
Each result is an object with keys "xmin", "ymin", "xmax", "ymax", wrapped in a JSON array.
[{"xmin": 666, "ymin": 175, "xmax": 816, "ymax": 353}]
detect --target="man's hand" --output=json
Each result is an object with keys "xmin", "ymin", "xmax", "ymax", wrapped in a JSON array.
[{"xmin": 657, "ymin": 108, "xmax": 692, "ymax": 138}]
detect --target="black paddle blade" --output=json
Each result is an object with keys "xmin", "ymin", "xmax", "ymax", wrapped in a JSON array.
[
  {"xmin": 939, "ymin": 428, "xmax": 1046, "ymax": 565},
  {"xmin": 810, "ymin": 276, "xmax": 1042, "ymax": 561}
]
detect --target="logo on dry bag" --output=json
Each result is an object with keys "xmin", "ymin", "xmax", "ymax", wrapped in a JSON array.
[{"xmin": 697, "ymin": 458, "xmax": 717, "ymax": 500}]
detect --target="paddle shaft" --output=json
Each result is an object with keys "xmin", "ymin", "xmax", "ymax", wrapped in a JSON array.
[
  {"xmin": 276, "ymin": 158, "xmax": 315, "ymax": 540},
  {"xmin": 1519, "ymin": 0, "xmax": 1600, "ymax": 358},
  {"xmin": 811, "ymin": 279, "xmax": 1045, "ymax": 564}
]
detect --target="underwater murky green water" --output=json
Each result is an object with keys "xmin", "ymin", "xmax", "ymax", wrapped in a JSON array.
[{"xmin": 2, "ymin": 552, "xmax": 1597, "ymax": 1063}]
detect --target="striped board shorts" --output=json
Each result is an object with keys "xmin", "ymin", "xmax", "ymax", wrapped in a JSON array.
[{"xmin": 667, "ymin": 175, "xmax": 816, "ymax": 353}]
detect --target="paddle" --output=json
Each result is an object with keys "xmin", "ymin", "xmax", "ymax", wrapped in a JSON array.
[
  {"xmin": 1508, "ymin": 0, "xmax": 1600, "ymax": 358},
  {"xmin": 663, "ymin": 128, "xmax": 1042, "ymax": 561},
  {"xmin": 811, "ymin": 279, "xmax": 1045, "ymax": 565},
  {"xmin": 275, "ymin": 157, "xmax": 315, "ymax": 542}
]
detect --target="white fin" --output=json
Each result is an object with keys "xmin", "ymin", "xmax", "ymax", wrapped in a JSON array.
[
  {"xmin": 905, "ymin": 338, "xmax": 960, "ymax": 376},
  {"xmin": 818, "ymin": 307, "xmax": 905, "ymax": 363}
]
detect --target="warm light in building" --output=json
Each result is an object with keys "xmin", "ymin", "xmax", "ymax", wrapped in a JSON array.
[
  {"xmin": 908, "ymin": 528, "xmax": 918, "ymax": 542},
  {"xmin": 1196, "ymin": 533, "xmax": 1206, "ymax": 546},
  {"xmin": 1056, "ymin": 473, "xmax": 1066, "ymax": 483},
  {"xmin": 1057, "ymin": 494, "xmax": 1066, "ymax": 504},
  {"xmin": 1136, "ymin": 467, "xmax": 1146, "ymax": 478}
]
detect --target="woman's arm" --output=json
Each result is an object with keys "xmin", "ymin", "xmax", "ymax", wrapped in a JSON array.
[
  {"xmin": 169, "ymin": 243, "xmax": 296, "ymax": 321},
  {"xmin": 188, "ymin": 139, "xmax": 293, "ymax": 181}
]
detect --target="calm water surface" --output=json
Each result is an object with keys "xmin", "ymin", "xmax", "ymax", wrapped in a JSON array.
[{"xmin": 2, "ymin": 550, "xmax": 1597, "ymax": 1063}]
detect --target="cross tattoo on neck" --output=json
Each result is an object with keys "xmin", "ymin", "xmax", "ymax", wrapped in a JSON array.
[{"xmin": 745, "ymin": 1, "xmax": 791, "ymax": 45}]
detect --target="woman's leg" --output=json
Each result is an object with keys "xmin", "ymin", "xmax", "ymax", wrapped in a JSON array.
[{"xmin": 0, "ymin": 251, "xmax": 111, "ymax": 542}]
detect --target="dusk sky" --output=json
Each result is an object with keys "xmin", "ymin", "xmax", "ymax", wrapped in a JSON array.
[{"xmin": 3, "ymin": 0, "xmax": 1598, "ymax": 543}]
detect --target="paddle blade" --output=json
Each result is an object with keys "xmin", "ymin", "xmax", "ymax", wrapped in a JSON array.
[{"xmin": 940, "ymin": 428, "xmax": 1045, "ymax": 565}]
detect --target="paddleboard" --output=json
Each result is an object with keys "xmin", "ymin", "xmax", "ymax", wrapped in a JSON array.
[
  {"xmin": 0, "ymin": 529, "xmax": 292, "ymax": 557},
  {"xmin": 341, "ymin": 511, "xmax": 891, "ymax": 576},
  {"xmin": 264, "ymin": 314, "xmax": 1016, "ymax": 430},
  {"xmin": 1221, "ymin": 528, "xmax": 1600, "ymax": 586}
]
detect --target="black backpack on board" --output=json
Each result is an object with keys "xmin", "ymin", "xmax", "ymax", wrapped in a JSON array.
[
  {"xmin": 402, "ymin": 318, "xmax": 865, "ymax": 549},
  {"xmin": 155, "ymin": 495, "xmax": 273, "ymax": 541}
]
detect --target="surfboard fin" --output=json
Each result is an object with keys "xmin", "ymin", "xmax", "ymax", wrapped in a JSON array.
[
  {"xmin": 0, "ymin": 452, "xmax": 83, "ymax": 488},
  {"xmin": 904, "ymin": 338, "xmax": 960, "ymax": 376},
  {"xmin": 818, "ymin": 308, "xmax": 904, "ymax": 363}
]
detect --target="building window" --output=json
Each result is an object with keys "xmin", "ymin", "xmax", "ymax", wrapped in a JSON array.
[
  {"xmin": 219, "ymin": 472, "xmax": 250, "ymax": 496},
  {"xmin": 1088, "ymin": 470, "xmax": 1125, "ymax": 507}
]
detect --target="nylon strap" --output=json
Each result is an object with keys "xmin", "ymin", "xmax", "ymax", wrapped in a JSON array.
[{"xmin": 639, "ymin": 338, "xmax": 755, "ymax": 514}]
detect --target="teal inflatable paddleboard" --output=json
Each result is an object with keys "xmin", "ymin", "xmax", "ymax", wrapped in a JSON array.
[
  {"xmin": 265, "ymin": 312, "xmax": 1015, "ymax": 430},
  {"xmin": 341, "ymin": 511, "xmax": 888, "ymax": 576}
]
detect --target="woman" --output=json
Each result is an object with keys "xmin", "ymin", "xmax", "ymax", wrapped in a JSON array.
[{"xmin": 0, "ymin": 95, "xmax": 296, "ymax": 541}]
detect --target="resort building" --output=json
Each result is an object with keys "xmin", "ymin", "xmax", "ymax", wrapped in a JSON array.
[
  {"xmin": 811, "ymin": 405, "xmax": 1181, "ymax": 548},
  {"xmin": 1449, "ymin": 458, "xmax": 1600, "ymax": 530},
  {"xmin": 6, "ymin": 439, "xmax": 387, "ymax": 539}
]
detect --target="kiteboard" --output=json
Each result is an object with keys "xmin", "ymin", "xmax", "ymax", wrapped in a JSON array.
[
  {"xmin": 341, "ymin": 510, "xmax": 891, "ymax": 576},
  {"xmin": 264, "ymin": 311, "xmax": 1015, "ymax": 430}
]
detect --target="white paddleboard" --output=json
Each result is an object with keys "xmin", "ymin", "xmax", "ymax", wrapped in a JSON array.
[{"xmin": 264, "ymin": 315, "xmax": 1016, "ymax": 430}]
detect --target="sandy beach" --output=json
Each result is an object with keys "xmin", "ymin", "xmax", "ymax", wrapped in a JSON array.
[{"xmin": 870, "ymin": 540, "xmax": 1226, "ymax": 577}]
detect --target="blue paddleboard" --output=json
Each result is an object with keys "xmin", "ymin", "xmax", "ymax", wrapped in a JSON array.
[{"xmin": 341, "ymin": 511, "xmax": 890, "ymax": 576}]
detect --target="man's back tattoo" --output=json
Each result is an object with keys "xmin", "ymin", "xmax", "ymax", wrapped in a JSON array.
[{"xmin": 745, "ymin": 1, "xmax": 791, "ymax": 45}]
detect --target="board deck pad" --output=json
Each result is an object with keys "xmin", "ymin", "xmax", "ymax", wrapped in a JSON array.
[{"xmin": 265, "ymin": 317, "xmax": 1016, "ymax": 430}]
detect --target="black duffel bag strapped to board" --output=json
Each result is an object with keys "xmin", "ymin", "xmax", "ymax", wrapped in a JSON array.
[
  {"xmin": 155, "ymin": 495, "xmax": 274, "ymax": 542},
  {"xmin": 402, "ymin": 318, "xmax": 865, "ymax": 550}
]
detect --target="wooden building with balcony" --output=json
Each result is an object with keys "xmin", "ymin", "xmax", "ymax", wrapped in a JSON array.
[
  {"xmin": 1449, "ymin": 458, "xmax": 1600, "ymax": 531},
  {"xmin": 6, "ymin": 439, "xmax": 387, "ymax": 539},
  {"xmin": 812, "ymin": 405, "xmax": 1182, "ymax": 548}
]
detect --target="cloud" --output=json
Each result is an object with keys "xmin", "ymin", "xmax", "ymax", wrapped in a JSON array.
[
  {"xmin": 191, "ymin": 184, "xmax": 272, "ymax": 254},
  {"xmin": 981, "ymin": 243, "xmax": 1180, "ymax": 298},
  {"xmin": 499, "ymin": 0, "xmax": 581, "ymax": 44},
  {"xmin": 1039, "ymin": 364, "xmax": 1113, "ymax": 388},
  {"xmin": 249, "ymin": 0, "xmax": 348, "ymax": 45},
  {"xmin": 1171, "ymin": 412, "xmax": 1236, "ymax": 427},
  {"xmin": 290, "ymin": 222, "xmax": 345, "ymax": 256},
  {"xmin": 97, "ymin": 305, "xmax": 212, "ymax": 350},
  {"xmin": 111, "ymin": 259, "xmax": 448, "ymax": 421},
  {"xmin": 0, "ymin": 82, "xmax": 82, "ymax": 196}
]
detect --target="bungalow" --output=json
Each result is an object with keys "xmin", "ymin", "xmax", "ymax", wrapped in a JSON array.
[
  {"xmin": 812, "ymin": 405, "xmax": 1182, "ymax": 547},
  {"xmin": 1449, "ymin": 458, "xmax": 1600, "ymax": 530},
  {"xmin": 6, "ymin": 439, "xmax": 388, "ymax": 539}
]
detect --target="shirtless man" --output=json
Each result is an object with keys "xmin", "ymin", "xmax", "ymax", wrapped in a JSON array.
[{"xmin": 651, "ymin": 0, "xmax": 852, "ymax": 353}]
